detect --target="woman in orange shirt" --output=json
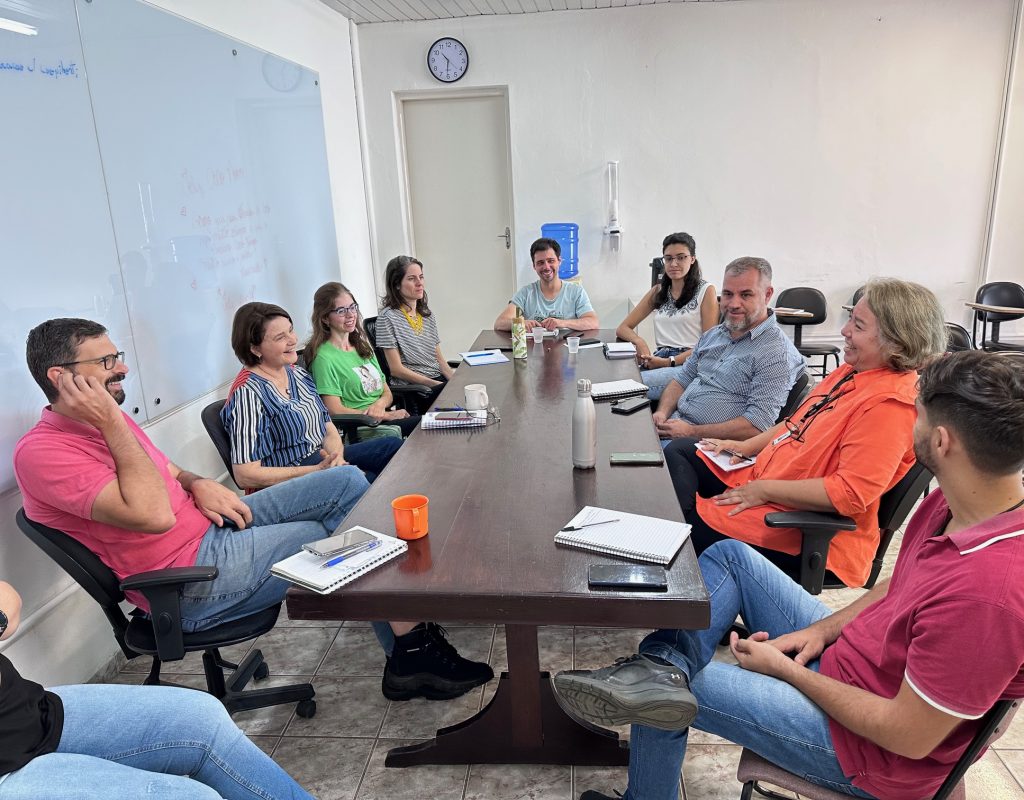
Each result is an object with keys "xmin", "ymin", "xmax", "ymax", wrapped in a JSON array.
[{"xmin": 663, "ymin": 277, "xmax": 947, "ymax": 587}]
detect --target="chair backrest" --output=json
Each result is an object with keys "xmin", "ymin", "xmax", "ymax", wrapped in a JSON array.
[
  {"xmin": 850, "ymin": 285, "xmax": 866, "ymax": 307},
  {"xmin": 944, "ymin": 322, "xmax": 974, "ymax": 352},
  {"xmin": 776, "ymin": 287, "xmax": 828, "ymax": 325},
  {"xmin": 933, "ymin": 698, "xmax": 1019, "ymax": 799},
  {"xmin": 15, "ymin": 508, "xmax": 138, "ymax": 659},
  {"xmin": 976, "ymin": 282, "xmax": 1024, "ymax": 323},
  {"xmin": 200, "ymin": 399, "xmax": 236, "ymax": 483},
  {"xmin": 776, "ymin": 370, "xmax": 812, "ymax": 424},
  {"xmin": 650, "ymin": 256, "xmax": 664, "ymax": 287},
  {"xmin": 362, "ymin": 315, "xmax": 393, "ymax": 383}
]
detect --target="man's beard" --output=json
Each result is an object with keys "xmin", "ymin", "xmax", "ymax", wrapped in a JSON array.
[{"xmin": 107, "ymin": 376, "xmax": 126, "ymax": 406}]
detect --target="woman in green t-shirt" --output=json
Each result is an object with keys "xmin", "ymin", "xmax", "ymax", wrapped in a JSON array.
[{"xmin": 306, "ymin": 282, "xmax": 418, "ymax": 437}]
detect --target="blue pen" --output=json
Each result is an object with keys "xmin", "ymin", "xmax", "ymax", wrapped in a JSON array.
[{"xmin": 320, "ymin": 539, "xmax": 380, "ymax": 569}]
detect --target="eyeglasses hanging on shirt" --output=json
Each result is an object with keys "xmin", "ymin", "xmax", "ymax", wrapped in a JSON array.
[{"xmin": 776, "ymin": 371, "xmax": 856, "ymax": 445}]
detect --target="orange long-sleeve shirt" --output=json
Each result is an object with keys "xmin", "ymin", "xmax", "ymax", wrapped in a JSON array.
[{"xmin": 696, "ymin": 364, "xmax": 918, "ymax": 587}]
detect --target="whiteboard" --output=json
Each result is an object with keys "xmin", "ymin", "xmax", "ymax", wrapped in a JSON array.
[{"xmin": 0, "ymin": 0, "xmax": 340, "ymax": 491}]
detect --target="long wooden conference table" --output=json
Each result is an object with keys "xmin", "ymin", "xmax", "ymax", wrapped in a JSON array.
[{"xmin": 286, "ymin": 329, "xmax": 710, "ymax": 767}]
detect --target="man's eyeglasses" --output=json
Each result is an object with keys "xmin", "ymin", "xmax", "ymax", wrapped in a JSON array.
[
  {"xmin": 663, "ymin": 254, "xmax": 692, "ymax": 265},
  {"xmin": 330, "ymin": 303, "xmax": 359, "ymax": 317},
  {"xmin": 782, "ymin": 372, "xmax": 855, "ymax": 443},
  {"xmin": 58, "ymin": 352, "xmax": 126, "ymax": 371}
]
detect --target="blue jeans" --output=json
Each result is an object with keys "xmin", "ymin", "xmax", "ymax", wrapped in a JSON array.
[
  {"xmin": 640, "ymin": 347, "xmax": 689, "ymax": 402},
  {"xmin": 0, "ymin": 684, "xmax": 312, "ymax": 799},
  {"xmin": 178, "ymin": 467, "xmax": 394, "ymax": 653},
  {"xmin": 623, "ymin": 540, "xmax": 876, "ymax": 800},
  {"xmin": 298, "ymin": 437, "xmax": 402, "ymax": 484}
]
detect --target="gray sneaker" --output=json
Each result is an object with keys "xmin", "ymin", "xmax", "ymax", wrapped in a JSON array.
[{"xmin": 553, "ymin": 654, "xmax": 698, "ymax": 730}]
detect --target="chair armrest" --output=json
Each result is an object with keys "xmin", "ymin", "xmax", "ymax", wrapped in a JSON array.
[
  {"xmin": 764, "ymin": 511, "xmax": 856, "ymax": 595},
  {"xmin": 330, "ymin": 413, "xmax": 379, "ymax": 429},
  {"xmin": 119, "ymin": 566, "xmax": 220, "ymax": 662},
  {"xmin": 390, "ymin": 384, "xmax": 432, "ymax": 397},
  {"xmin": 447, "ymin": 359, "xmax": 461, "ymax": 368}
]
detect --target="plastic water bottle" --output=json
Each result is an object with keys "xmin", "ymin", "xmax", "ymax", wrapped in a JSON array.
[
  {"xmin": 572, "ymin": 378, "xmax": 596, "ymax": 469},
  {"xmin": 512, "ymin": 306, "xmax": 528, "ymax": 360}
]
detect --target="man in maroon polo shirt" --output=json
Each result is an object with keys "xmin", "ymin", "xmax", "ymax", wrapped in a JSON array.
[{"xmin": 558, "ymin": 350, "xmax": 1024, "ymax": 800}]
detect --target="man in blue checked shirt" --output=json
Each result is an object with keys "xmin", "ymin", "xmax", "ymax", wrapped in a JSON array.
[{"xmin": 652, "ymin": 257, "xmax": 804, "ymax": 443}]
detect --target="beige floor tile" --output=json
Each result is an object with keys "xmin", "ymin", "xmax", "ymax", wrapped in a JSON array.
[
  {"xmin": 356, "ymin": 738, "xmax": 469, "ymax": 800},
  {"xmin": 996, "ymin": 710, "xmax": 1024, "ymax": 750},
  {"xmin": 230, "ymin": 674, "xmax": 316, "ymax": 736},
  {"xmin": 465, "ymin": 762, "xmax": 572, "ymax": 800},
  {"xmin": 573, "ymin": 764, "xmax": 630, "ymax": 798},
  {"xmin": 285, "ymin": 676, "xmax": 390, "ymax": 738},
  {"xmin": 681, "ymin": 744, "xmax": 787, "ymax": 800},
  {"xmin": 965, "ymin": 750, "xmax": 1024, "ymax": 798},
  {"xmin": 273, "ymin": 735, "xmax": 374, "ymax": 800},
  {"xmin": 379, "ymin": 685, "xmax": 486, "ymax": 739},
  {"xmin": 249, "ymin": 734, "xmax": 279, "ymax": 756},
  {"xmin": 319, "ymin": 625, "xmax": 389, "ymax": 677},
  {"xmin": 572, "ymin": 627, "xmax": 650, "ymax": 670},
  {"xmin": 996, "ymin": 751, "xmax": 1024, "ymax": 793},
  {"xmin": 246, "ymin": 626, "xmax": 340, "ymax": 675}
]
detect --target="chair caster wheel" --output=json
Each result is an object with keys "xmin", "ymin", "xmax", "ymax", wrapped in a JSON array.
[
  {"xmin": 254, "ymin": 662, "xmax": 270, "ymax": 680},
  {"xmin": 296, "ymin": 699, "xmax": 316, "ymax": 718}
]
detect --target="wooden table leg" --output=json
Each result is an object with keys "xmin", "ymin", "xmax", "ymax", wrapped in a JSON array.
[{"xmin": 384, "ymin": 623, "xmax": 629, "ymax": 767}]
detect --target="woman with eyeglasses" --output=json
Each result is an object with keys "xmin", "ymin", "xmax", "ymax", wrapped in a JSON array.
[
  {"xmin": 376, "ymin": 256, "xmax": 455, "ymax": 413},
  {"xmin": 615, "ymin": 232, "xmax": 719, "ymax": 400},
  {"xmin": 664, "ymin": 277, "xmax": 947, "ymax": 588},
  {"xmin": 221, "ymin": 301, "xmax": 402, "ymax": 488},
  {"xmin": 306, "ymin": 282, "xmax": 419, "ymax": 437}
]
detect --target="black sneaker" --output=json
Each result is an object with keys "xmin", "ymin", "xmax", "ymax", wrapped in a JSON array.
[{"xmin": 382, "ymin": 623, "xmax": 494, "ymax": 701}]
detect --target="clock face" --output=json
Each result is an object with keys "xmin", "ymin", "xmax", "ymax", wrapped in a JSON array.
[{"xmin": 427, "ymin": 38, "xmax": 469, "ymax": 84}]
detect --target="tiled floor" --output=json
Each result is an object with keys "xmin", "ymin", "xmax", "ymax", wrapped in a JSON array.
[{"xmin": 103, "ymin": 519, "xmax": 1024, "ymax": 800}]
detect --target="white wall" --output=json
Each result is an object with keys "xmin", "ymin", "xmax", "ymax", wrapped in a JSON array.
[
  {"xmin": 357, "ymin": 0, "xmax": 1018, "ymax": 342},
  {"xmin": 1, "ymin": 0, "xmax": 375, "ymax": 685}
]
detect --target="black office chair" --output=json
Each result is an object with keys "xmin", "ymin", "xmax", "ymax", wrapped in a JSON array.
[
  {"xmin": 971, "ymin": 281, "xmax": 1024, "ymax": 352},
  {"xmin": 16, "ymin": 509, "xmax": 315, "ymax": 717},
  {"xmin": 764, "ymin": 461, "xmax": 933, "ymax": 594},
  {"xmin": 738, "ymin": 697, "xmax": 1018, "ymax": 800},
  {"xmin": 944, "ymin": 322, "xmax": 974, "ymax": 352},
  {"xmin": 650, "ymin": 256, "xmax": 664, "ymax": 287},
  {"xmin": 775, "ymin": 370, "xmax": 812, "ymax": 425},
  {"xmin": 775, "ymin": 287, "xmax": 842, "ymax": 378}
]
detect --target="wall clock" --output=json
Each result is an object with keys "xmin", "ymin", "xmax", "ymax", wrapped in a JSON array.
[{"xmin": 427, "ymin": 37, "xmax": 469, "ymax": 83}]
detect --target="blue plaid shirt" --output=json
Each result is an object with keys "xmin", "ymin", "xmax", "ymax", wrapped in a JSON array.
[{"xmin": 672, "ymin": 312, "xmax": 805, "ymax": 431}]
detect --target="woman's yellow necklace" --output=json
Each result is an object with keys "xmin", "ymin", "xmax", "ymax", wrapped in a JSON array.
[{"xmin": 401, "ymin": 305, "xmax": 424, "ymax": 334}]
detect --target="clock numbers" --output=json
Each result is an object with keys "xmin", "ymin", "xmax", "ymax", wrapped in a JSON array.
[{"xmin": 426, "ymin": 37, "xmax": 469, "ymax": 84}]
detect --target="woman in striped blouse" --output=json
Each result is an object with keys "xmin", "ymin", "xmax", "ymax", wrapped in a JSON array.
[
  {"xmin": 376, "ymin": 256, "xmax": 455, "ymax": 412},
  {"xmin": 220, "ymin": 302, "xmax": 401, "ymax": 488}
]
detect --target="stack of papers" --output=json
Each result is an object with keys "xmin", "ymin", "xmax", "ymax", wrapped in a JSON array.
[
  {"xmin": 695, "ymin": 442, "xmax": 756, "ymax": 472},
  {"xmin": 459, "ymin": 349, "xmax": 510, "ymax": 366},
  {"xmin": 422, "ymin": 410, "xmax": 490, "ymax": 429},
  {"xmin": 604, "ymin": 342, "xmax": 637, "ymax": 359}
]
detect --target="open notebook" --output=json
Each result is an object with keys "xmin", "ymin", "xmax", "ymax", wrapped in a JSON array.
[
  {"xmin": 271, "ymin": 526, "xmax": 407, "ymax": 595},
  {"xmin": 554, "ymin": 506, "xmax": 691, "ymax": 565}
]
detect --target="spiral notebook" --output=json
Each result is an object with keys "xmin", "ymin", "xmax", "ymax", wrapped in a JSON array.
[
  {"xmin": 554, "ymin": 506, "xmax": 690, "ymax": 565},
  {"xmin": 271, "ymin": 526, "xmax": 407, "ymax": 595},
  {"xmin": 589, "ymin": 379, "xmax": 649, "ymax": 401}
]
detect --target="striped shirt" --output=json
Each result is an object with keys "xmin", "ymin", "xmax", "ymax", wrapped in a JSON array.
[
  {"xmin": 375, "ymin": 307, "xmax": 443, "ymax": 384},
  {"xmin": 672, "ymin": 312, "xmax": 805, "ymax": 431},
  {"xmin": 221, "ymin": 366, "xmax": 328, "ymax": 467}
]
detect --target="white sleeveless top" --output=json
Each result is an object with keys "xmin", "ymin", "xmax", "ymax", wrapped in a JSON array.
[{"xmin": 652, "ymin": 280, "xmax": 712, "ymax": 349}]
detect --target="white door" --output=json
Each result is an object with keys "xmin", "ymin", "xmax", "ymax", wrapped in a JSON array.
[{"xmin": 400, "ymin": 92, "xmax": 514, "ymax": 355}]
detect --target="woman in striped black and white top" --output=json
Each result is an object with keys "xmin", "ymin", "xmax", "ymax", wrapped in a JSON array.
[
  {"xmin": 376, "ymin": 256, "xmax": 455, "ymax": 411},
  {"xmin": 220, "ymin": 302, "xmax": 402, "ymax": 488}
]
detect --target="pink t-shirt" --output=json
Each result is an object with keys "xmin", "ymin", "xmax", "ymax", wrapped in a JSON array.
[
  {"xmin": 820, "ymin": 489, "xmax": 1024, "ymax": 799},
  {"xmin": 14, "ymin": 408, "xmax": 209, "ymax": 610}
]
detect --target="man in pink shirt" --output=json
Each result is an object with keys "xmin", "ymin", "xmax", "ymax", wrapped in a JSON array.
[
  {"xmin": 557, "ymin": 350, "xmax": 1024, "ymax": 800},
  {"xmin": 15, "ymin": 318, "xmax": 493, "ymax": 702}
]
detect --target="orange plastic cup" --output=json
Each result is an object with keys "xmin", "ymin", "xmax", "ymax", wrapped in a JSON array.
[{"xmin": 391, "ymin": 494, "xmax": 429, "ymax": 540}]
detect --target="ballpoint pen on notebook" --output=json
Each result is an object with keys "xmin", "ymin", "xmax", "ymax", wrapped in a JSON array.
[
  {"xmin": 320, "ymin": 539, "xmax": 381, "ymax": 569},
  {"xmin": 560, "ymin": 518, "xmax": 620, "ymax": 532}
]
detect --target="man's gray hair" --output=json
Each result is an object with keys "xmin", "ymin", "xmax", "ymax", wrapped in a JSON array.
[{"xmin": 724, "ymin": 257, "xmax": 773, "ymax": 285}]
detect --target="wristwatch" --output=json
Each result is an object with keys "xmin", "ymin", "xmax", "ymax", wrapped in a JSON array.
[{"xmin": 0, "ymin": 609, "xmax": 8, "ymax": 638}]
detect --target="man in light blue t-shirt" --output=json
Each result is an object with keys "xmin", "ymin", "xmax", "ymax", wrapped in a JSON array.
[{"xmin": 494, "ymin": 238, "xmax": 600, "ymax": 332}]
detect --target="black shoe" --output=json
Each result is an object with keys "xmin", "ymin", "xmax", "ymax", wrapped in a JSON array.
[
  {"xmin": 383, "ymin": 623, "xmax": 494, "ymax": 701},
  {"xmin": 553, "ymin": 653, "xmax": 698, "ymax": 730}
]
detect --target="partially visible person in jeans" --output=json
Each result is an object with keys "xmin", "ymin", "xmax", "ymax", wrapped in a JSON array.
[
  {"xmin": 376, "ymin": 255, "xmax": 456, "ymax": 413},
  {"xmin": 615, "ymin": 232, "xmax": 719, "ymax": 400},
  {"xmin": 665, "ymin": 278, "xmax": 947, "ymax": 588},
  {"xmin": 14, "ymin": 318, "xmax": 491, "ymax": 702},
  {"xmin": 650, "ymin": 256, "xmax": 804, "ymax": 445},
  {"xmin": 555, "ymin": 350, "xmax": 1024, "ymax": 800},
  {"xmin": 0, "ymin": 580, "xmax": 312, "ymax": 799}
]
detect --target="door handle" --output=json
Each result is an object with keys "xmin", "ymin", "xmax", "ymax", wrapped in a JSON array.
[{"xmin": 497, "ymin": 226, "xmax": 510, "ymax": 249}]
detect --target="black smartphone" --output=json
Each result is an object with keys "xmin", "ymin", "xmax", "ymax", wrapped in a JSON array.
[
  {"xmin": 579, "ymin": 337, "xmax": 602, "ymax": 346},
  {"xmin": 588, "ymin": 564, "xmax": 668, "ymax": 591},
  {"xmin": 610, "ymin": 396, "xmax": 650, "ymax": 415}
]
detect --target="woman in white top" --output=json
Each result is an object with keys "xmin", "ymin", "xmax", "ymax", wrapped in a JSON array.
[{"xmin": 615, "ymin": 232, "xmax": 719, "ymax": 400}]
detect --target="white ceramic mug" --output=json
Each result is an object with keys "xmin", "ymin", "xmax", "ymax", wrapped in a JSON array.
[{"xmin": 464, "ymin": 383, "xmax": 489, "ymax": 411}]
